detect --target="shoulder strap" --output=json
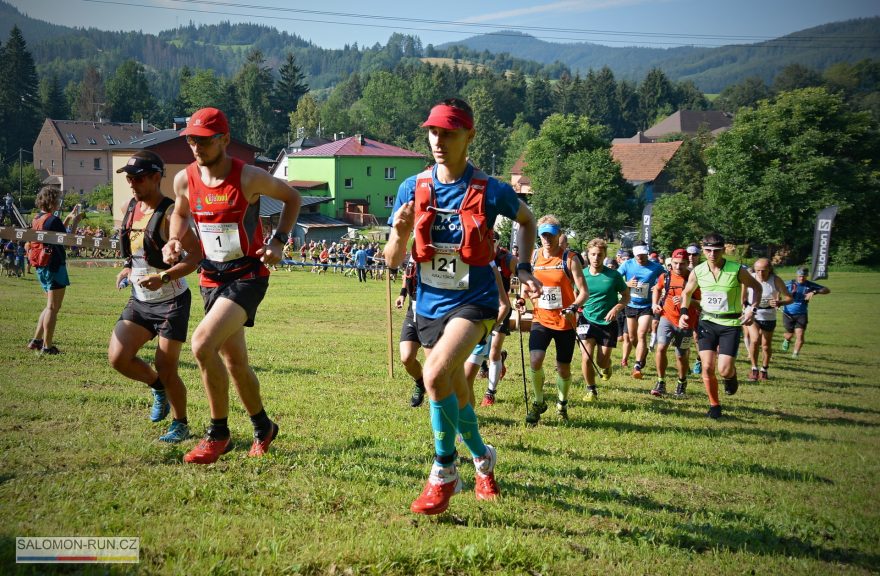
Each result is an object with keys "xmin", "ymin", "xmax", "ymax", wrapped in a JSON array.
[{"xmin": 561, "ymin": 248, "xmax": 573, "ymax": 282}]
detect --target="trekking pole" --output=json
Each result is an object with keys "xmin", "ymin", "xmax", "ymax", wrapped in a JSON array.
[
  {"xmin": 564, "ymin": 306, "xmax": 602, "ymax": 375},
  {"xmin": 516, "ymin": 301, "xmax": 529, "ymax": 419}
]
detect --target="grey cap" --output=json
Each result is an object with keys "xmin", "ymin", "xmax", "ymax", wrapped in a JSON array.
[{"xmin": 796, "ymin": 267, "xmax": 808, "ymax": 276}]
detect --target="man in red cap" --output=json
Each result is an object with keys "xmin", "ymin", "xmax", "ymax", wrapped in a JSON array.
[
  {"xmin": 650, "ymin": 248, "xmax": 700, "ymax": 398},
  {"xmin": 384, "ymin": 98, "xmax": 541, "ymax": 515},
  {"xmin": 162, "ymin": 107, "xmax": 302, "ymax": 463}
]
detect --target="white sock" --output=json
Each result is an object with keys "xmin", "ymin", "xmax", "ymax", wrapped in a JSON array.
[{"xmin": 487, "ymin": 360, "xmax": 502, "ymax": 392}]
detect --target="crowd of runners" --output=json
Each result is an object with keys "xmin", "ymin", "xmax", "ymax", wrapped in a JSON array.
[{"xmin": 19, "ymin": 100, "xmax": 831, "ymax": 518}]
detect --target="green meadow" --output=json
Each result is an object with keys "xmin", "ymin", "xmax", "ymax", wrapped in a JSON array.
[{"xmin": 0, "ymin": 265, "xmax": 878, "ymax": 575}]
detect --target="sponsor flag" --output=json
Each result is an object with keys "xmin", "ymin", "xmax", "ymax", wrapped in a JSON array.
[
  {"xmin": 641, "ymin": 203, "xmax": 653, "ymax": 250},
  {"xmin": 810, "ymin": 205, "xmax": 837, "ymax": 280}
]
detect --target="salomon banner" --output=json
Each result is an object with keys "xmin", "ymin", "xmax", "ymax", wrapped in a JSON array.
[
  {"xmin": 641, "ymin": 203, "xmax": 653, "ymax": 250},
  {"xmin": 809, "ymin": 205, "xmax": 837, "ymax": 281}
]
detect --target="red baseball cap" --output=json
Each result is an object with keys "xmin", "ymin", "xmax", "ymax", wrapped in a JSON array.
[
  {"xmin": 180, "ymin": 107, "xmax": 229, "ymax": 137},
  {"xmin": 671, "ymin": 248, "xmax": 687, "ymax": 259},
  {"xmin": 421, "ymin": 104, "xmax": 474, "ymax": 130}
]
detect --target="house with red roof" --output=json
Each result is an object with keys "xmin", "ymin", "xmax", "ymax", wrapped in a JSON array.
[
  {"xmin": 287, "ymin": 134, "xmax": 426, "ymax": 224},
  {"xmin": 610, "ymin": 141, "xmax": 683, "ymax": 202}
]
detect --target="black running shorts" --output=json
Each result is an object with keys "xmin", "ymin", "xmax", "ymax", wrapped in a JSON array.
[
  {"xmin": 416, "ymin": 304, "xmax": 495, "ymax": 349},
  {"xmin": 576, "ymin": 315, "xmax": 618, "ymax": 348},
  {"xmin": 119, "ymin": 290, "xmax": 192, "ymax": 342},
  {"xmin": 400, "ymin": 305, "xmax": 420, "ymax": 343},
  {"xmin": 200, "ymin": 277, "xmax": 269, "ymax": 328},
  {"xmin": 529, "ymin": 321, "xmax": 577, "ymax": 364},
  {"xmin": 697, "ymin": 319, "xmax": 741, "ymax": 357}
]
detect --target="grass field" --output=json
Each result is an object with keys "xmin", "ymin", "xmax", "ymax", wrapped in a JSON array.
[{"xmin": 1, "ymin": 265, "xmax": 878, "ymax": 575}]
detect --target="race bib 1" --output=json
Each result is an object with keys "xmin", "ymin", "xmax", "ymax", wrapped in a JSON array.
[
  {"xmin": 199, "ymin": 222, "xmax": 243, "ymax": 262},
  {"xmin": 420, "ymin": 249, "xmax": 469, "ymax": 290},
  {"xmin": 538, "ymin": 285, "xmax": 563, "ymax": 310},
  {"xmin": 702, "ymin": 291, "xmax": 729, "ymax": 312}
]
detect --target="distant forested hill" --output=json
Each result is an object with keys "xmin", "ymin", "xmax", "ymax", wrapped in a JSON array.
[
  {"xmin": 440, "ymin": 18, "xmax": 880, "ymax": 92},
  {"xmin": 2, "ymin": 0, "xmax": 878, "ymax": 98}
]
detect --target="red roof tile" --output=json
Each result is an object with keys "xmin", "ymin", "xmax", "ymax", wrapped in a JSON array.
[
  {"xmin": 290, "ymin": 135, "xmax": 424, "ymax": 159},
  {"xmin": 610, "ymin": 142, "xmax": 683, "ymax": 183}
]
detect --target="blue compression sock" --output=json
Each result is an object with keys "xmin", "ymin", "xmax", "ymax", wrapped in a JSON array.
[
  {"xmin": 456, "ymin": 403, "xmax": 487, "ymax": 459},
  {"xmin": 430, "ymin": 394, "xmax": 459, "ymax": 463}
]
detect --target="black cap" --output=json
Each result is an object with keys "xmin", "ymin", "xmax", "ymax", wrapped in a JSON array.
[{"xmin": 117, "ymin": 151, "xmax": 164, "ymax": 176}]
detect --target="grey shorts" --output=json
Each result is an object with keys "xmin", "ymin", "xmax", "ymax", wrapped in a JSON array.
[{"xmin": 657, "ymin": 317, "xmax": 692, "ymax": 357}]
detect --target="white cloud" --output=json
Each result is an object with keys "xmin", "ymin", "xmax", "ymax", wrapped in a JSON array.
[{"xmin": 463, "ymin": 0, "xmax": 654, "ymax": 24}]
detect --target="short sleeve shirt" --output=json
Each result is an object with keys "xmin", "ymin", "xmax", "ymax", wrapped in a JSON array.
[
  {"xmin": 582, "ymin": 267, "xmax": 627, "ymax": 325},
  {"xmin": 388, "ymin": 164, "xmax": 520, "ymax": 319},
  {"xmin": 783, "ymin": 279, "xmax": 825, "ymax": 316},
  {"xmin": 619, "ymin": 258, "xmax": 665, "ymax": 308}
]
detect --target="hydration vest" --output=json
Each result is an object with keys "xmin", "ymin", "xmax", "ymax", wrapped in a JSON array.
[
  {"xmin": 411, "ymin": 167, "xmax": 493, "ymax": 266},
  {"xmin": 120, "ymin": 196, "xmax": 174, "ymax": 270}
]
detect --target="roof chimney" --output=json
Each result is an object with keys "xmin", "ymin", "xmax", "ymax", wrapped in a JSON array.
[{"xmin": 356, "ymin": 134, "xmax": 365, "ymax": 145}]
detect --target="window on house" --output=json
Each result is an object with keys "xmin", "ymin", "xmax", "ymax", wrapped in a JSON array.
[
  {"xmin": 344, "ymin": 178, "xmax": 353, "ymax": 188},
  {"xmin": 50, "ymin": 160, "xmax": 55, "ymax": 169},
  {"xmin": 366, "ymin": 166, "xmax": 372, "ymax": 176},
  {"xmin": 80, "ymin": 160, "xmax": 84, "ymax": 168},
  {"xmin": 384, "ymin": 195, "xmax": 395, "ymax": 208},
  {"xmin": 66, "ymin": 133, "xmax": 77, "ymax": 144},
  {"xmin": 384, "ymin": 167, "xmax": 396, "ymax": 180},
  {"xmin": 88, "ymin": 138, "xmax": 97, "ymax": 145},
  {"xmin": 283, "ymin": 166, "xmax": 288, "ymax": 177},
  {"xmin": 94, "ymin": 158, "xmax": 101, "ymax": 170},
  {"xmin": 39, "ymin": 160, "xmax": 43, "ymax": 169}
]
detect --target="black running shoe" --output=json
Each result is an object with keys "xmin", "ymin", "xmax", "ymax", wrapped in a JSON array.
[
  {"xmin": 707, "ymin": 405, "xmax": 722, "ymax": 419},
  {"xmin": 410, "ymin": 384, "xmax": 425, "ymax": 408},
  {"xmin": 723, "ymin": 377, "xmax": 739, "ymax": 396},
  {"xmin": 674, "ymin": 379, "xmax": 687, "ymax": 398}
]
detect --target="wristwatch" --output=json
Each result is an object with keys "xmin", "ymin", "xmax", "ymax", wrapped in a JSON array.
[
  {"xmin": 516, "ymin": 262, "xmax": 533, "ymax": 274},
  {"xmin": 271, "ymin": 231, "xmax": 288, "ymax": 244},
  {"xmin": 160, "ymin": 271, "xmax": 171, "ymax": 284}
]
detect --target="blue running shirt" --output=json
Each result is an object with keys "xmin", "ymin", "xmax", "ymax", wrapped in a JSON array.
[
  {"xmin": 618, "ymin": 258, "xmax": 665, "ymax": 309},
  {"xmin": 388, "ymin": 164, "xmax": 520, "ymax": 319}
]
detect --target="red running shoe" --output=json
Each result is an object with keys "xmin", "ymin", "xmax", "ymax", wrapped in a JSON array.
[
  {"xmin": 748, "ymin": 368, "xmax": 759, "ymax": 382},
  {"xmin": 410, "ymin": 464, "xmax": 462, "ymax": 515},
  {"xmin": 474, "ymin": 445, "xmax": 500, "ymax": 500},
  {"xmin": 248, "ymin": 422, "xmax": 279, "ymax": 457},
  {"xmin": 480, "ymin": 391, "xmax": 496, "ymax": 407},
  {"xmin": 631, "ymin": 364, "xmax": 643, "ymax": 379},
  {"xmin": 184, "ymin": 437, "xmax": 232, "ymax": 464}
]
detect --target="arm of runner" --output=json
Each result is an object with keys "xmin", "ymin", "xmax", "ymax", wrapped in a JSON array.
[
  {"xmin": 569, "ymin": 255, "xmax": 589, "ymax": 309},
  {"xmin": 606, "ymin": 285, "xmax": 630, "ymax": 323},
  {"xmin": 244, "ymin": 167, "xmax": 301, "ymax": 267},
  {"xmin": 63, "ymin": 204, "xmax": 83, "ymax": 229},
  {"xmin": 773, "ymin": 275, "xmax": 793, "ymax": 307},
  {"xmin": 513, "ymin": 200, "xmax": 541, "ymax": 298},
  {"xmin": 493, "ymin": 266, "xmax": 511, "ymax": 331},
  {"xmin": 805, "ymin": 281, "xmax": 830, "ymax": 300},
  {"xmin": 678, "ymin": 270, "xmax": 698, "ymax": 329},
  {"xmin": 739, "ymin": 266, "xmax": 763, "ymax": 322},
  {"xmin": 384, "ymin": 200, "xmax": 414, "ymax": 269},
  {"xmin": 652, "ymin": 280, "xmax": 663, "ymax": 313},
  {"xmin": 138, "ymin": 212, "xmax": 204, "ymax": 291},
  {"xmin": 163, "ymin": 170, "xmax": 193, "ymax": 265}
]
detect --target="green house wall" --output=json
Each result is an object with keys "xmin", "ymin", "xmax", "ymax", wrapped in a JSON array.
[{"xmin": 288, "ymin": 155, "xmax": 426, "ymax": 221}]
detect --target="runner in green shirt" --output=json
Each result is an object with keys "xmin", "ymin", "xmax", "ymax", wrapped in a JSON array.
[{"xmin": 578, "ymin": 238, "xmax": 629, "ymax": 402}]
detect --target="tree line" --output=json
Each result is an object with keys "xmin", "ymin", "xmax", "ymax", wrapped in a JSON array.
[{"xmin": 2, "ymin": 23, "xmax": 878, "ymax": 264}]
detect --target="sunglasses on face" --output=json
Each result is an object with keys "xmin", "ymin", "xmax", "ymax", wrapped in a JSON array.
[
  {"xmin": 185, "ymin": 134, "xmax": 222, "ymax": 146},
  {"xmin": 702, "ymin": 247, "xmax": 723, "ymax": 253},
  {"xmin": 126, "ymin": 173, "xmax": 153, "ymax": 184}
]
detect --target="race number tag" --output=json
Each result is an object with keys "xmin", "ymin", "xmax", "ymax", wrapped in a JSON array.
[
  {"xmin": 759, "ymin": 297, "xmax": 772, "ymax": 308},
  {"xmin": 632, "ymin": 281, "xmax": 650, "ymax": 299},
  {"xmin": 702, "ymin": 291, "xmax": 729, "ymax": 312},
  {"xmin": 130, "ymin": 267, "xmax": 175, "ymax": 303},
  {"xmin": 198, "ymin": 222, "xmax": 243, "ymax": 262},
  {"xmin": 538, "ymin": 285, "xmax": 563, "ymax": 310},
  {"xmin": 420, "ymin": 248, "xmax": 469, "ymax": 290},
  {"xmin": 576, "ymin": 321, "xmax": 590, "ymax": 336}
]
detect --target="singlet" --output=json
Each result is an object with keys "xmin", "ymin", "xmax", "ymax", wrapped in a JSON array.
[
  {"xmin": 531, "ymin": 248, "xmax": 576, "ymax": 331},
  {"xmin": 693, "ymin": 259, "xmax": 742, "ymax": 326},
  {"xmin": 125, "ymin": 201, "xmax": 188, "ymax": 303},
  {"xmin": 187, "ymin": 158, "xmax": 267, "ymax": 288},
  {"xmin": 655, "ymin": 271, "xmax": 700, "ymax": 329},
  {"xmin": 749, "ymin": 273, "xmax": 779, "ymax": 322},
  {"xmin": 582, "ymin": 266, "xmax": 627, "ymax": 326},
  {"xmin": 388, "ymin": 164, "xmax": 520, "ymax": 320},
  {"xmin": 618, "ymin": 258, "xmax": 665, "ymax": 308}
]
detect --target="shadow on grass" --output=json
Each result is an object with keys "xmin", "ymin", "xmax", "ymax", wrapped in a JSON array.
[
  {"xmin": 732, "ymin": 405, "xmax": 880, "ymax": 428},
  {"xmin": 589, "ymin": 454, "xmax": 834, "ymax": 484}
]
